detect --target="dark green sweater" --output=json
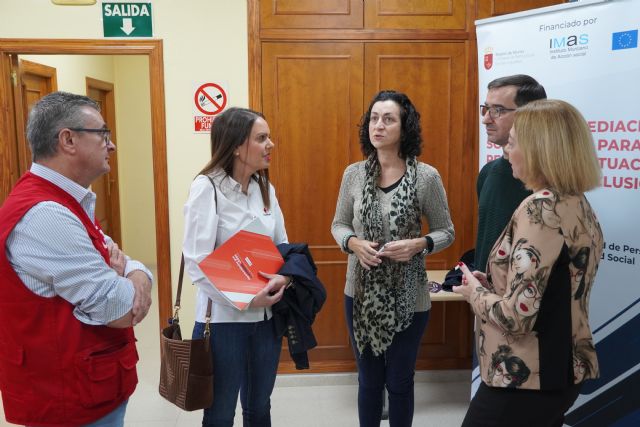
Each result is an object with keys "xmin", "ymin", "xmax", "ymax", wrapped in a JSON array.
[{"xmin": 475, "ymin": 157, "xmax": 531, "ymax": 272}]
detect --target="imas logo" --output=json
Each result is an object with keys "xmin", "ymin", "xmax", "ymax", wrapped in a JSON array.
[
  {"xmin": 483, "ymin": 47, "xmax": 493, "ymax": 70},
  {"xmin": 549, "ymin": 33, "xmax": 589, "ymax": 49}
]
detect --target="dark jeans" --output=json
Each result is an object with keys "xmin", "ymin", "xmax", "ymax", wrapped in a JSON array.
[
  {"xmin": 462, "ymin": 382, "xmax": 583, "ymax": 427},
  {"xmin": 345, "ymin": 295, "xmax": 430, "ymax": 427},
  {"xmin": 193, "ymin": 318, "xmax": 282, "ymax": 427}
]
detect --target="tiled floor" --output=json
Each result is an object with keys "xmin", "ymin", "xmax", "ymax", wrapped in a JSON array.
[
  {"xmin": 1, "ymin": 294, "xmax": 471, "ymax": 427},
  {"xmin": 125, "ymin": 295, "xmax": 471, "ymax": 427},
  {"xmin": 127, "ymin": 372, "xmax": 470, "ymax": 427}
]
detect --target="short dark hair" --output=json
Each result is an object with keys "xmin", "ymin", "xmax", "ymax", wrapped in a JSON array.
[
  {"xmin": 487, "ymin": 74, "xmax": 547, "ymax": 106},
  {"xmin": 26, "ymin": 91, "xmax": 99, "ymax": 161},
  {"xmin": 359, "ymin": 90, "xmax": 422, "ymax": 159}
]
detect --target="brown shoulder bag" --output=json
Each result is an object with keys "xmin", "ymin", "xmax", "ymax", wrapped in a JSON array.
[
  {"xmin": 159, "ymin": 176, "xmax": 218, "ymax": 410},
  {"xmin": 158, "ymin": 255, "xmax": 213, "ymax": 411}
]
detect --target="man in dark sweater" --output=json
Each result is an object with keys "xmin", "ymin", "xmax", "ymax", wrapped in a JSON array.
[{"xmin": 475, "ymin": 75, "xmax": 546, "ymax": 272}]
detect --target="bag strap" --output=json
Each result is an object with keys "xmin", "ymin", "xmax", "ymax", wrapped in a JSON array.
[
  {"xmin": 206, "ymin": 175, "xmax": 217, "ymax": 200},
  {"xmin": 171, "ymin": 175, "xmax": 218, "ymax": 332},
  {"xmin": 173, "ymin": 255, "xmax": 212, "ymax": 334}
]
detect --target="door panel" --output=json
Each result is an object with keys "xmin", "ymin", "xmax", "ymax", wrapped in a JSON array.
[
  {"xmin": 260, "ymin": 0, "xmax": 363, "ymax": 29},
  {"xmin": 2, "ymin": 55, "xmax": 21, "ymax": 196},
  {"xmin": 263, "ymin": 41, "xmax": 473, "ymax": 371},
  {"xmin": 18, "ymin": 59, "xmax": 58, "ymax": 175},
  {"xmin": 302, "ymin": 262, "xmax": 356, "ymax": 364},
  {"xmin": 365, "ymin": 0, "xmax": 466, "ymax": 30},
  {"xmin": 364, "ymin": 42, "xmax": 472, "ymax": 368},
  {"xmin": 262, "ymin": 42, "xmax": 363, "ymax": 371},
  {"xmin": 87, "ymin": 78, "xmax": 122, "ymax": 246},
  {"xmin": 262, "ymin": 42, "xmax": 363, "ymax": 242},
  {"xmin": 365, "ymin": 42, "xmax": 469, "ymax": 269},
  {"xmin": 477, "ymin": 0, "xmax": 563, "ymax": 19}
]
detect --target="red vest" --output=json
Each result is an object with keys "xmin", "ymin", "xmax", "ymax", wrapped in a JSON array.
[{"xmin": 0, "ymin": 172, "xmax": 138, "ymax": 427}]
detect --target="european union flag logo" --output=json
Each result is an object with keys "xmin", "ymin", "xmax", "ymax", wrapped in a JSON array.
[{"xmin": 612, "ymin": 29, "xmax": 638, "ymax": 50}]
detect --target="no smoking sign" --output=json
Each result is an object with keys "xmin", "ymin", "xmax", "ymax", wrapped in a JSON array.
[{"xmin": 193, "ymin": 82, "xmax": 228, "ymax": 133}]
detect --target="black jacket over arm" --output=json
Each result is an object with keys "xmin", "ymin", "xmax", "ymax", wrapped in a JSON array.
[{"xmin": 274, "ymin": 243, "xmax": 326, "ymax": 369}]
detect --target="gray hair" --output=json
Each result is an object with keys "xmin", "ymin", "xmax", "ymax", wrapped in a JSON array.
[{"xmin": 26, "ymin": 91, "xmax": 100, "ymax": 161}]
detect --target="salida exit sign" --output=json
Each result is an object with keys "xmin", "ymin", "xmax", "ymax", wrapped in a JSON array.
[{"xmin": 102, "ymin": 2, "xmax": 153, "ymax": 37}]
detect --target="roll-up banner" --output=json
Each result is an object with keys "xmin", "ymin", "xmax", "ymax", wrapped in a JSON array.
[{"xmin": 475, "ymin": 1, "xmax": 640, "ymax": 425}]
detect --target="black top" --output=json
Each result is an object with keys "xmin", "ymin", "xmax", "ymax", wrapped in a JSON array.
[
  {"xmin": 475, "ymin": 157, "xmax": 531, "ymax": 272},
  {"xmin": 378, "ymin": 174, "xmax": 404, "ymax": 193}
]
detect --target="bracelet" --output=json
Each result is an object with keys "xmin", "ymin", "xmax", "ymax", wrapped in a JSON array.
[{"xmin": 342, "ymin": 233, "xmax": 356, "ymax": 254}]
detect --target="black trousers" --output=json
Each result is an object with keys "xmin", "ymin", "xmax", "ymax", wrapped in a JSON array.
[{"xmin": 461, "ymin": 382, "xmax": 583, "ymax": 427}]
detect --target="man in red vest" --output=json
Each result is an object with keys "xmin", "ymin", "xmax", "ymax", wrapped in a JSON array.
[{"xmin": 0, "ymin": 91, "xmax": 152, "ymax": 426}]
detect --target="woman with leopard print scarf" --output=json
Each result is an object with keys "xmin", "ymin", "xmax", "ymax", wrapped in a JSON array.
[{"xmin": 332, "ymin": 90, "xmax": 455, "ymax": 427}]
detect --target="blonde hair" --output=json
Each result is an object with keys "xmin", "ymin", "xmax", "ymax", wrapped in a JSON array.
[{"xmin": 513, "ymin": 99, "xmax": 601, "ymax": 194}]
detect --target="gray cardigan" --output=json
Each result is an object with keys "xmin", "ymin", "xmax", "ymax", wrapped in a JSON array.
[{"xmin": 331, "ymin": 161, "xmax": 455, "ymax": 312}]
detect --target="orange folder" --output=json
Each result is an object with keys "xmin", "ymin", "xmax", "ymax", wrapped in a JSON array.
[{"xmin": 198, "ymin": 230, "xmax": 284, "ymax": 310}]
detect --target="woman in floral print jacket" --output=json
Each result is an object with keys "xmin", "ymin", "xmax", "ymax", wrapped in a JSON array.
[{"xmin": 454, "ymin": 99, "xmax": 603, "ymax": 427}]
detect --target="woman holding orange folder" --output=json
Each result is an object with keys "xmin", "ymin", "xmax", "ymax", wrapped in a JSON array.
[{"xmin": 183, "ymin": 107, "xmax": 291, "ymax": 427}]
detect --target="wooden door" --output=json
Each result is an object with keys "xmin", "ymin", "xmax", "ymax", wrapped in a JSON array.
[
  {"xmin": 364, "ymin": 42, "xmax": 470, "ymax": 268},
  {"xmin": 0, "ymin": 39, "xmax": 171, "ymax": 333},
  {"xmin": 262, "ymin": 42, "xmax": 364, "ymax": 372},
  {"xmin": 260, "ymin": 0, "xmax": 363, "ymax": 29},
  {"xmin": 17, "ymin": 59, "xmax": 58, "ymax": 175},
  {"xmin": 364, "ymin": 0, "xmax": 467, "ymax": 29},
  {"xmin": 364, "ymin": 42, "xmax": 473, "ymax": 368},
  {"xmin": 87, "ymin": 77, "xmax": 122, "ymax": 246},
  {"xmin": 477, "ymin": 0, "xmax": 563, "ymax": 19},
  {"xmin": 250, "ymin": 0, "xmax": 567, "ymax": 374}
]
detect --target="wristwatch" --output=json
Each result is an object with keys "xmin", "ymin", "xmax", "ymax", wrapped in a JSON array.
[{"xmin": 421, "ymin": 236, "xmax": 434, "ymax": 256}]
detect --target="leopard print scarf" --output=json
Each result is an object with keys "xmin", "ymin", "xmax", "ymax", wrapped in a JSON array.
[{"xmin": 353, "ymin": 155, "xmax": 425, "ymax": 356}]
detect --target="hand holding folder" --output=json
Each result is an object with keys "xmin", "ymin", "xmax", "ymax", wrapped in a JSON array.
[{"xmin": 198, "ymin": 229, "xmax": 284, "ymax": 310}]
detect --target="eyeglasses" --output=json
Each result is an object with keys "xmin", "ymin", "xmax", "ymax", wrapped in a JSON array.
[
  {"xmin": 68, "ymin": 128, "xmax": 112, "ymax": 144},
  {"xmin": 480, "ymin": 104, "xmax": 516, "ymax": 119}
]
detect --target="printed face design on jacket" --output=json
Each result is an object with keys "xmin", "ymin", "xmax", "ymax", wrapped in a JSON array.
[
  {"xmin": 526, "ymin": 192, "xmax": 561, "ymax": 229},
  {"xmin": 508, "ymin": 239, "xmax": 544, "ymax": 318},
  {"xmin": 511, "ymin": 239, "xmax": 541, "ymax": 277},
  {"xmin": 570, "ymin": 246, "xmax": 590, "ymax": 308},
  {"xmin": 573, "ymin": 340, "xmax": 596, "ymax": 383},
  {"xmin": 488, "ymin": 345, "xmax": 531, "ymax": 388},
  {"xmin": 478, "ymin": 330, "xmax": 487, "ymax": 356},
  {"xmin": 515, "ymin": 282, "xmax": 541, "ymax": 317}
]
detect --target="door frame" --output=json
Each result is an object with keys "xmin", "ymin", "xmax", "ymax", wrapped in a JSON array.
[
  {"xmin": 15, "ymin": 58, "xmax": 59, "ymax": 176},
  {"xmin": 0, "ymin": 38, "xmax": 172, "ymax": 330},
  {"xmin": 86, "ymin": 76, "xmax": 122, "ymax": 247}
]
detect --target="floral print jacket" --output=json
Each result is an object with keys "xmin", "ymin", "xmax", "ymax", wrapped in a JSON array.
[{"xmin": 470, "ymin": 189, "xmax": 603, "ymax": 390}]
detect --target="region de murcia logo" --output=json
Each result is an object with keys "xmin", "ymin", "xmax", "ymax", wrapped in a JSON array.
[{"xmin": 483, "ymin": 47, "xmax": 493, "ymax": 70}]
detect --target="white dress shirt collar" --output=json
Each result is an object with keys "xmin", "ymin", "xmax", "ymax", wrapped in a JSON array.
[
  {"xmin": 211, "ymin": 169, "xmax": 259, "ymax": 196},
  {"xmin": 30, "ymin": 162, "xmax": 92, "ymax": 205}
]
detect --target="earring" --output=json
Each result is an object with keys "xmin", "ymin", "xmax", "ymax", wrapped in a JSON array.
[{"xmin": 235, "ymin": 152, "xmax": 239, "ymax": 156}]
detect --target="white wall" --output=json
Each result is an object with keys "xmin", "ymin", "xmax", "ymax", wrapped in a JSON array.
[
  {"xmin": 20, "ymin": 54, "xmax": 115, "ymax": 93},
  {"xmin": 1, "ymin": 0, "xmax": 249, "ymax": 328},
  {"xmin": 113, "ymin": 55, "xmax": 156, "ymax": 268}
]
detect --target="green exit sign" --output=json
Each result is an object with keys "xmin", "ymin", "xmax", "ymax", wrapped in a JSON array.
[{"xmin": 102, "ymin": 2, "xmax": 153, "ymax": 38}]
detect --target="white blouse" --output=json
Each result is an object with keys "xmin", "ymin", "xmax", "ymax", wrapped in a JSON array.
[{"xmin": 182, "ymin": 172, "xmax": 288, "ymax": 323}]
